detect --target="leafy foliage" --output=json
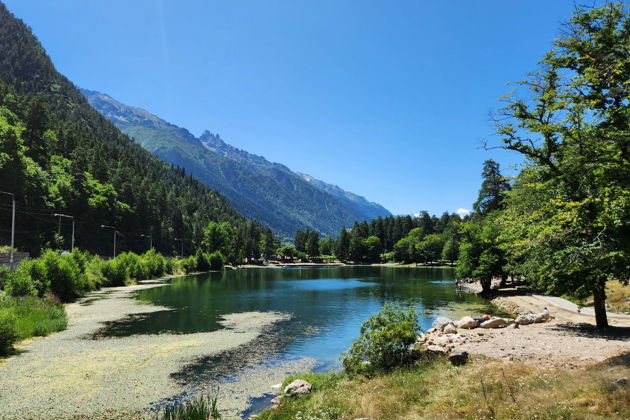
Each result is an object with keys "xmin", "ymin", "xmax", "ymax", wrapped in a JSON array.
[{"xmin": 342, "ymin": 303, "xmax": 420, "ymax": 376}]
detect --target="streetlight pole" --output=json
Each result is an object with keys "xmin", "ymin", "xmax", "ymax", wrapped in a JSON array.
[
  {"xmin": 140, "ymin": 234, "xmax": 153, "ymax": 250},
  {"xmin": 54, "ymin": 214, "xmax": 74, "ymax": 251},
  {"xmin": 174, "ymin": 237, "xmax": 183, "ymax": 258},
  {"xmin": 0, "ymin": 191, "xmax": 15, "ymax": 270},
  {"xmin": 101, "ymin": 225, "xmax": 117, "ymax": 258}
]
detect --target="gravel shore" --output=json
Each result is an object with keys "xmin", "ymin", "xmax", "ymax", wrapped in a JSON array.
[{"xmin": 0, "ymin": 281, "xmax": 303, "ymax": 419}]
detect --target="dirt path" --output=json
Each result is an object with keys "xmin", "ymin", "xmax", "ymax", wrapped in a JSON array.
[{"xmin": 449, "ymin": 294, "xmax": 630, "ymax": 369}]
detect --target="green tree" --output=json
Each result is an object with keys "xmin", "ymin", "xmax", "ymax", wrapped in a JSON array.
[
  {"xmin": 335, "ymin": 229, "xmax": 350, "ymax": 261},
  {"xmin": 493, "ymin": 2, "xmax": 630, "ymax": 328},
  {"xmin": 202, "ymin": 221, "xmax": 233, "ymax": 255},
  {"xmin": 362, "ymin": 235, "xmax": 383, "ymax": 263},
  {"xmin": 472, "ymin": 160, "xmax": 510, "ymax": 216},
  {"xmin": 306, "ymin": 230, "xmax": 320, "ymax": 258}
]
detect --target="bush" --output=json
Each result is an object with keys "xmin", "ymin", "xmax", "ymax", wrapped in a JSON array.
[
  {"xmin": 101, "ymin": 258, "xmax": 129, "ymax": 286},
  {"xmin": 342, "ymin": 302, "xmax": 420, "ymax": 376},
  {"xmin": 41, "ymin": 250, "xmax": 86, "ymax": 302},
  {"xmin": 176, "ymin": 256, "xmax": 197, "ymax": 274},
  {"xmin": 0, "ymin": 310, "xmax": 17, "ymax": 355},
  {"xmin": 195, "ymin": 249, "xmax": 210, "ymax": 272},
  {"xmin": 208, "ymin": 251, "xmax": 225, "ymax": 271},
  {"xmin": 85, "ymin": 255, "xmax": 106, "ymax": 289},
  {"xmin": 5, "ymin": 269, "xmax": 37, "ymax": 297}
]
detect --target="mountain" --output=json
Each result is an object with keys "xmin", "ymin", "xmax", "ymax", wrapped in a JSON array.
[
  {"xmin": 0, "ymin": 3, "xmax": 269, "ymax": 258},
  {"xmin": 82, "ymin": 89, "xmax": 391, "ymax": 238}
]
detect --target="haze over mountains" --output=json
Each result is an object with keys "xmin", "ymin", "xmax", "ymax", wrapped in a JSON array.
[{"xmin": 82, "ymin": 89, "xmax": 391, "ymax": 238}]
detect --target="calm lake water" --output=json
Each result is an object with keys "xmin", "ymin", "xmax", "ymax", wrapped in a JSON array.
[{"xmin": 101, "ymin": 266, "xmax": 487, "ymax": 374}]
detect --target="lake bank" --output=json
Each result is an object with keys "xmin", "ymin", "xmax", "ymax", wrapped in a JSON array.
[
  {"xmin": 0, "ymin": 279, "xmax": 314, "ymax": 419},
  {"xmin": 0, "ymin": 266, "xmax": 488, "ymax": 419}
]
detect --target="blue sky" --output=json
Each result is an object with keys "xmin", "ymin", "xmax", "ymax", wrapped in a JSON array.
[{"xmin": 6, "ymin": 0, "xmax": 577, "ymax": 216}]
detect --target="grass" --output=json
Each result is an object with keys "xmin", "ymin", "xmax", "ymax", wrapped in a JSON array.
[
  {"xmin": 605, "ymin": 282, "xmax": 630, "ymax": 314},
  {"xmin": 258, "ymin": 357, "xmax": 630, "ymax": 420},
  {"xmin": 158, "ymin": 393, "xmax": 221, "ymax": 420},
  {"xmin": 0, "ymin": 296, "xmax": 67, "ymax": 343}
]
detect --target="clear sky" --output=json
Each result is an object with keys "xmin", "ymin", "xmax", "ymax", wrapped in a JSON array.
[{"xmin": 5, "ymin": 0, "xmax": 578, "ymax": 216}]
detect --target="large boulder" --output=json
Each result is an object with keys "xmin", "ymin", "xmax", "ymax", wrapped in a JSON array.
[
  {"xmin": 455, "ymin": 316, "xmax": 478, "ymax": 329},
  {"xmin": 443, "ymin": 323, "xmax": 458, "ymax": 334},
  {"xmin": 432, "ymin": 317, "xmax": 454, "ymax": 331},
  {"xmin": 480, "ymin": 318, "xmax": 508, "ymax": 329},
  {"xmin": 284, "ymin": 379, "xmax": 312, "ymax": 395},
  {"xmin": 449, "ymin": 351, "xmax": 469, "ymax": 366}
]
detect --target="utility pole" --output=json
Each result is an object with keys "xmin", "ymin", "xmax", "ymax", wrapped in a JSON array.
[
  {"xmin": 174, "ymin": 237, "xmax": 184, "ymax": 258},
  {"xmin": 54, "ymin": 214, "xmax": 74, "ymax": 251},
  {"xmin": 0, "ymin": 191, "xmax": 15, "ymax": 270},
  {"xmin": 140, "ymin": 234, "xmax": 153, "ymax": 250},
  {"xmin": 101, "ymin": 225, "xmax": 117, "ymax": 258}
]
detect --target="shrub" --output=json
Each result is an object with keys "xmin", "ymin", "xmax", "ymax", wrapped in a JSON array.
[
  {"xmin": 85, "ymin": 255, "xmax": 106, "ymax": 289},
  {"xmin": 195, "ymin": 249, "xmax": 210, "ymax": 272},
  {"xmin": 342, "ymin": 302, "xmax": 420, "ymax": 376},
  {"xmin": 0, "ymin": 310, "xmax": 17, "ymax": 355},
  {"xmin": 176, "ymin": 256, "xmax": 197, "ymax": 274},
  {"xmin": 41, "ymin": 250, "xmax": 86, "ymax": 302},
  {"xmin": 101, "ymin": 258, "xmax": 129, "ymax": 286},
  {"xmin": 5, "ymin": 269, "xmax": 37, "ymax": 297},
  {"xmin": 208, "ymin": 251, "xmax": 225, "ymax": 271}
]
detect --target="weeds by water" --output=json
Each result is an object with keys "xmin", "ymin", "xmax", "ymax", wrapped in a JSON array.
[{"xmin": 159, "ymin": 393, "xmax": 221, "ymax": 420}]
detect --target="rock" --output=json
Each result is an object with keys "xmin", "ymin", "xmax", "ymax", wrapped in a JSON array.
[
  {"xmin": 284, "ymin": 379, "xmax": 312, "ymax": 395},
  {"xmin": 271, "ymin": 383, "xmax": 282, "ymax": 393},
  {"xmin": 434, "ymin": 335, "xmax": 450, "ymax": 347},
  {"xmin": 515, "ymin": 314, "xmax": 535, "ymax": 325},
  {"xmin": 271, "ymin": 395, "xmax": 284, "ymax": 406},
  {"xmin": 480, "ymin": 318, "xmax": 508, "ymax": 329},
  {"xmin": 613, "ymin": 377, "xmax": 629, "ymax": 386},
  {"xmin": 449, "ymin": 351, "xmax": 469, "ymax": 366},
  {"xmin": 432, "ymin": 317, "xmax": 454, "ymax": 331},
  {"xmin": 424, "ymin": 345, "xmax": 449, "ymax": 356},
  {"xmin": 427, "ymin": 327, "xmax": 437, "ymax": 334},
  {"xmin": 507, "ymin": 323, "xmax": 519, "ymax": 329},
  {"xmin": 455, "ymin": 316, "xmax": 478, "ymax": 329},
  {"xmin": 443, "ymin": 323, "xmax": 458, "ymax": 334}
]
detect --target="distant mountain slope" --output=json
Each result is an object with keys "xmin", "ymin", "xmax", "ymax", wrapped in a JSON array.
[{"xmin": 82, "ymin": 89, "xmax": 391, "ymax": 238}]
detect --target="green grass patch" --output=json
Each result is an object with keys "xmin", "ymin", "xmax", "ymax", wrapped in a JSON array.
[{"xmin": 0, "ymin": 296, "xmax": 67, "ymax": 354}]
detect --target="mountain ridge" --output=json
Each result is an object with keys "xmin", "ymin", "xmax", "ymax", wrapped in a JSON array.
[{"xmin": 82, "ymin": 88, "xmax": 391, "ymax": 238}]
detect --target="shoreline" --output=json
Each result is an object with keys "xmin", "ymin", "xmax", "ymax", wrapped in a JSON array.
[{"xmin": 0, "ymin": 275, "xmax": 312, "ymax": 419}]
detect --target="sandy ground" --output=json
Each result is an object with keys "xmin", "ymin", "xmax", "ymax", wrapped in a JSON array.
[
  {"xmin": 449, "ymin": 292, "xmax": 630, "ymax": 369},
  {"xmin": 0, "ymin": 282, "xmax": 313, "ymax": 419}
]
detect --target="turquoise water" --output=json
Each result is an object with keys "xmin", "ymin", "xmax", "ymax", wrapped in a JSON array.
[{"xmin": 100, "ymin": 266, "xmax": 486, "ymax": 371}]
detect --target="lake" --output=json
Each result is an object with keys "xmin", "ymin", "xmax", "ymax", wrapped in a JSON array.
[{"xmin": 98, "ymin": 266, "xmax": 487, "ymax": 414}]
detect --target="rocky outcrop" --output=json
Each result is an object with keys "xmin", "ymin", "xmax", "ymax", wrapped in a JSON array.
[{"xmin": 455, "ymin": 316, "xmax": 478, "ymax": 329}]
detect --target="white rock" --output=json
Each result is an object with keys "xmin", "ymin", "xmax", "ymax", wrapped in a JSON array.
[
  {"xmin": 480, "ymin": 318, "xmax": 508, "ymax": 329},
  {"xmin": 443, "ymin": 323, "xmax": 458, "ymax": 334},
  {"xmin": 271, "ymin": 383, "xmax": 282, "ymax": 393},
  {"xmin": 455, "ymin": 316, "xmax": 478, "ymax": 329},
  {"xmin": 284, "ymin": 379, "xmax": 312, "ymax": 395},
  {"xmin": 432, "ymin": 316, "xmax": 454, "ymax": 330},
  {"xmin": 271, "ymin": 395, "xmax": 284, "ymax": 406}
]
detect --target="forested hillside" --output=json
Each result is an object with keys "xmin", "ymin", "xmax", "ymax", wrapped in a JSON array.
[
  {"xmin": 82, "ymin": 89, "xmax": 391, "ymax": 238},
  {"xmin": 0, "ymin": 2, "xmax": 267, "ymax": 258}
]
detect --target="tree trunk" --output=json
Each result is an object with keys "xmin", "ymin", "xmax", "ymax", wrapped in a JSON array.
[
  {"xmin": 593, "ymin": 283, "xmax": 609, "ymax": 329},
  {"xmin": 499, "ymin": 273, "xmax": 507, "ymax": 288},
  {"xmin": 480, "ymin": 277, "xmax": 492, "ymax": 294}
]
